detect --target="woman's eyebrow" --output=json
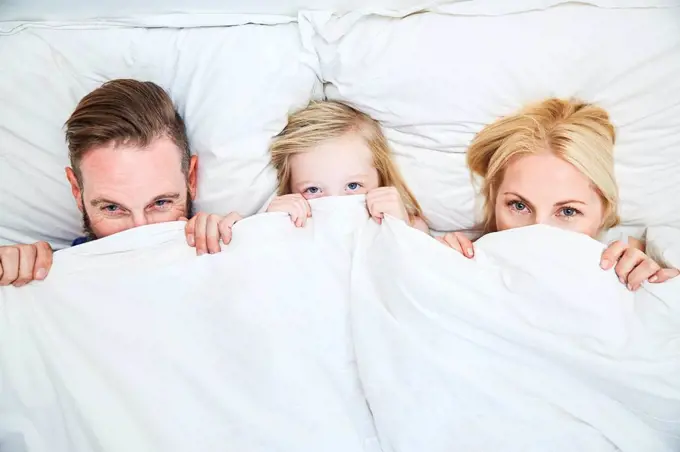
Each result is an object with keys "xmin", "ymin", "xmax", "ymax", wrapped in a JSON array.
[
  {"xmin": 554, "ymin": 199, "xmax": 587, "ymax": 206},
  {"xmin": 503, "ymin": 191, "xmax": 535, "ymax": 209}
]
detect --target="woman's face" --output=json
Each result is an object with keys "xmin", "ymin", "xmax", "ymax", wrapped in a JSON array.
[{"xmin": 494, "ymin": 153, "xmax": 605, "ymax": 238}]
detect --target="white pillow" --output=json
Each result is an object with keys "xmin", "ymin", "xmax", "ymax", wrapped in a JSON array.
[
  {"xmin": 646, "ymin": 226, "xmax": 680, "ymax": 270},
  {"xmin": 0, "ymin": 0, "xmax": 436, "ymax": 24},
  {"xmin": 307, "ymin": 2, "xmax": 680, "ymax": 231},
  {"xmin": 0, "ymin": 23, "xmax": 320, "ymax": 248}
]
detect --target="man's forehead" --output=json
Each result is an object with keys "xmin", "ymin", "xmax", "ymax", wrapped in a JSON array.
[
  {"xmin": 79, "ymin": 137, "xmax": 186, "ymax": 199},
  {"xmin": 80, "ymin": 137, "xmax": 183, "ymax": 177}
]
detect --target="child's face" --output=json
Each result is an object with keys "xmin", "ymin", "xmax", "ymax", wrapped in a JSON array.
[
  {"xmin": 494, "ymin": 153, "xmax": 605, "ymax": 238},
  {"xmin": 289, "ymin": 132, "xmax": 381, "ymax": 200}
]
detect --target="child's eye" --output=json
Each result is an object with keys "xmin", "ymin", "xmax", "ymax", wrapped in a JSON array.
[
  {"xmin": 304, "ymin": 187, "xmax": 320, "ymax": 194},
  {"xmin": 346, "ymin": 182, "xmax": 361, "ymax": 191}
]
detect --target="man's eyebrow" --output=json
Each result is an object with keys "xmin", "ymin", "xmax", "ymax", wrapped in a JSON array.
[
  {"xmin": 90, "ymin": 193, "xmax": 180, "ymax": 208},
  {"xmin": 148, "ymin": 193, "xmax": 181, "ymax": 203},
  {"xmin": 90, "ymin": 197, "xmax": 122, "ymax": 207}
]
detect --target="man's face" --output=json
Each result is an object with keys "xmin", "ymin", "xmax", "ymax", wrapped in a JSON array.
[{"xmin": 66, "ymin": 136, "xmax": 198, "ymax": 240}]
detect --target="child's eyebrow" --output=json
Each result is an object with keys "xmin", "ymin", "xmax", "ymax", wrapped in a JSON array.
[{"xmin": 295, "ymin": 180, "xmax": 318, "ymax": 187}]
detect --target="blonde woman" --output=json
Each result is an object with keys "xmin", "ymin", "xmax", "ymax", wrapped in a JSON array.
[
  {"xmin": 440, "ymin": 98, "xmax": 679, "ymax": 291},
  {"xmin": 266, "ymin": 100, "xmax": 429, "ymax": 233}
]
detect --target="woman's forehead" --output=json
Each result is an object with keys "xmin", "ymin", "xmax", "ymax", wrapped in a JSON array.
[{"xmin": 500, "ymin": 154, "xmax": 598, "ymax": 199}]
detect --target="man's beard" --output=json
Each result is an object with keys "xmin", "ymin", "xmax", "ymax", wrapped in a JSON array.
[{"xmin": 81, "ymin": 190, "xmax": 193, "ymax": 240}]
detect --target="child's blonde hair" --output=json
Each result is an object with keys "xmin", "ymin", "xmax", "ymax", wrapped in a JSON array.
[
  {"xmin": 467, "ymin": 98, "xmax": 619, "ymax": 234},
  {"xmin": 270, "ymin": 100, "xmax": 424, "ymax": 218}
]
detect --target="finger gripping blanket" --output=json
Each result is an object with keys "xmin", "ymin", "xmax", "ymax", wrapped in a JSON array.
[{"xmin": 1, "ymin": 196, "xmax": 678, "ymax": 452}]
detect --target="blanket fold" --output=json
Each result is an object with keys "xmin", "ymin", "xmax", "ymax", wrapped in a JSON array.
[{"xmin": 1, "ymin": 195, "xmax": 678, "ymax": 452}]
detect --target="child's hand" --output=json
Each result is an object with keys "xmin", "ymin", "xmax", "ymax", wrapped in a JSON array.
[
  {"xmin": 266, "ymin": 194, "xmax": 311, "ymax": 227},
  {"xmin": 366, "ymin": 187, "xmax": 407, "ymax": 224},
  {"xmin": 600, "ymin": 240, "xmax": 679, "ymax": 291},
  {"xmin": 436, "ymin": 232, "xmax": 475, "ymax": 259},
  {"xmin": 183, "ymin": 211, "xmax": 243, "ymax": 255}
]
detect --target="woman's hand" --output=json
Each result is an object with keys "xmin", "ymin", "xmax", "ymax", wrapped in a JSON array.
[
  {"xmin": 436, "ymin": 232, "xmax": 475, "ymax": 259},
  {"xmin": 366, "ymin": 187, "xmax": 408, "ymax": 224},
  {"xmin": 266, "ymin": 194, "xmax": 311, "ymax": 227},
  {"xmin": 600, "ymin": 240, "xmax": 679, "ymax": 291},
  {"xmin": 184, "ymin": 211, "xmax": 243, "ymax": 255}
]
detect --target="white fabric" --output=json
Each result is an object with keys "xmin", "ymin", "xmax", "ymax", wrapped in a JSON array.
[
  {"xmin": 0, "ymin": 0, "xmax": 670, "ymax": 25},
  {"xmin": 646, "ymin": 226, "xmax": 680, "ymax": 270},
  {"xmin": 0, "ymin": 197, "xmax": 379, "ymax": 452},
  {"xmin": 0, "ymin": 22, "xmax": 320, "ymax": 248},
  {"xmin": 2, "ymin": 2, "xmax": 680, "ymax": 248},
  {"xmin": 3, "ymin": 2, "xmax": 680, "ymax": 248},
  {"xmin": 351, "ymin": 219, "xmax": 680, "ymax": 452},
  {"xmin": 1, "ymin": 195, "xmax": 679, "ymax": 451},
  {"xmin": 308, "ymin": 3, "xmax": 680, "ymax": 232},
  {"xmin": 0, "ymin": 0, "xmax": 434, "ymax": 24}
]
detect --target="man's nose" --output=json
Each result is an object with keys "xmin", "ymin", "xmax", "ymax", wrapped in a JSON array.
[{"xmin": 131, "ymin": 213, "xmax": 150, "ymax": 227}]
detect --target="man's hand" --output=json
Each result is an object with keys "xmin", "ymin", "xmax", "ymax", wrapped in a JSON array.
[
  {"xmin": 184, "ymin": 212, "xmax": 243, "ymax": 255},
  {"xmin": 0, "ymin": 242, "xmax": 53, "ymax": 287}
]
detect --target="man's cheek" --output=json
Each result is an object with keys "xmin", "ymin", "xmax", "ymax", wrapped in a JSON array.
[
  {"xmin": 86, "ymin": 209, "xmax": 131, "ymax": 239},
  {"xmin": 150, "ymin": 205, "xmax": 187, "ymax": 224},
  {"xmin": 91, "ymin": 218, "xmax": 131, "ymax": 238}
]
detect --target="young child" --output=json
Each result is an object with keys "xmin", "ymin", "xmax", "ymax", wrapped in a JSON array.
[{"xmin": 266, "ymin": 100, "xmax": 429, "ymax": 233}]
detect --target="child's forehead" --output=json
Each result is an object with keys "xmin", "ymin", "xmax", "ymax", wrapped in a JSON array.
[
  {"xmin": 289, "ymin": 142, "xmax": 376, "ymax": 183},
  {"xmin": 293, "ymin": 135, "xmax": 373, "ymax": 164}
]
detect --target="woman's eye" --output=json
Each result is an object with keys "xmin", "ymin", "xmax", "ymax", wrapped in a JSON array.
[
  {"xmin": 304, "ymin": 187, "xmax": 320, "ymax": 194},
  {"xmin": 347, "ymin": 182, "xmax": 361, "ymax": 191},
  {"xmin": 560, "ymin": 207, "xmax": 579, "ymax": 217},
  {"xmin": 510, "ymin": 201, "xmax": 527, "ymax": 211}
]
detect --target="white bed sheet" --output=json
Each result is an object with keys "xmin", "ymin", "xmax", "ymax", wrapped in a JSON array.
[{"xmin": 1, "ymin": 195, "xmax": 678, "ymax": 451}]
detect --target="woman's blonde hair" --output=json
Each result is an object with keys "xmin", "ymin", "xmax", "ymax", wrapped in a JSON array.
[
  {"xmin": 467, "ymin": 98, "xmax": 619, "ymax": 234},
  {"xmin": 270, "ymin": 100, "xmax": 424, "ymax": 218}
]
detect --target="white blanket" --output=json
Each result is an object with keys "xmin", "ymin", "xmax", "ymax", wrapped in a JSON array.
[
  {"xmin": 352, "ymin": 216, "xmax": 680, "ymax": 452},
  {"xmin": 0, "ymin": 198, "xmax": 379, "ymax": 452},
  {"xmin": 1, "ymin": 196, "xmax": 679, "ymax": 452}
]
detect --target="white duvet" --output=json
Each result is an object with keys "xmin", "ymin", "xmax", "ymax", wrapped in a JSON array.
[{"xmin": 0, "ymin": 196, "xmax": 678, "ymax": 452}]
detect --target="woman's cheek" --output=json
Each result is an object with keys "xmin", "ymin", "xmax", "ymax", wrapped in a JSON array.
[{"xmin": 495, "ymin": 209, "xmax": 513, "ymax": 232}]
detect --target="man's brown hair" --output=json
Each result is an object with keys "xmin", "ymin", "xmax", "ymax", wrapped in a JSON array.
[{"xmin": 65, "ymin": 79, "xmax": 190, "ymax": 186}]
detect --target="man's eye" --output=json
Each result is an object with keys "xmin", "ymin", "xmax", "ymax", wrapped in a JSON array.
[
  {"xmin": 103, "ymin": 205, "xmax": 119, "ymax": 212},
  {"xmin": 347, "ymin": 182, "xmax": 361, "ymax": 191},
  {"xmin": 154, "ymin": 199, "xmax": 171, "ymax": 208},
  {"xmin": 304, "ymin": 187, "xmax": 320, "ymax": 194}
]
